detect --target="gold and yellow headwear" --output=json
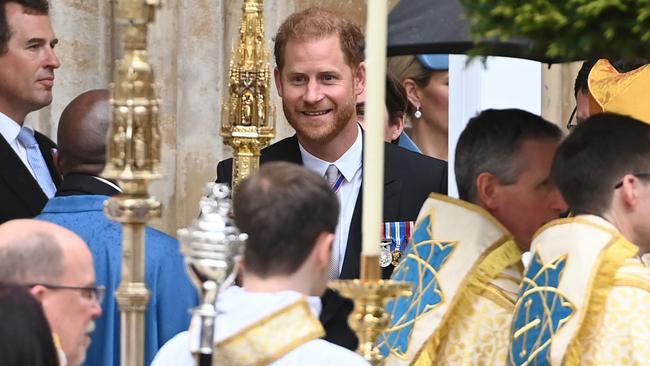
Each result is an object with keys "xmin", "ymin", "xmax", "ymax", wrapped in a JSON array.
[{"xmin": 588, "ymin": 59, "xmax": 650, "ymax": 123}]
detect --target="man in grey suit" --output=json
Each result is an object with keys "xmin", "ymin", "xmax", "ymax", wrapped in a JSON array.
[{"xmin": 0, "ymin": 0, "xmax": 61, "ymax": 223}]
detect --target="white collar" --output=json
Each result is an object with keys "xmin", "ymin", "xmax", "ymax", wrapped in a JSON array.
[
  {"xmin": 219, "ymin": 286, "xmax": 322, "ymax": 317},
  {"xmin": 92, "ymin": 176, "xmax": 123, "ymax": 193},
  {"xmin": 299, "ymin": 124, "xmax": 363, "ymax": 182},
  {"xmin": 0, "ymin": 112, "xmax": 25, "ymax": 144}
]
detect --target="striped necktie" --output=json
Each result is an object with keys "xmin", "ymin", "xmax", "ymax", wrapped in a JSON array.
[
  {"xmin": 17, "ymin": 127, "xmax": 56, "ymax": 198},
  {"xmin": 325, "ymin": 164, "xmax": 342, "ymax": 279}
]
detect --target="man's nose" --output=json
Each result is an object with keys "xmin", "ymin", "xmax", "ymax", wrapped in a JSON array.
[
  {"xmin": 550, "ymin": 188, "xmax": 568, "ymax": 213},
  {"xmin": 91, "ymin": 300, "xmax": 102, "ymax": 319},
  {"xmin": 304, "ymin": 80, "xmax": 324, "ymax": 104},
  {"xmin": 44, "ymin": 46, "xmax": 61, "ymax": 69}
]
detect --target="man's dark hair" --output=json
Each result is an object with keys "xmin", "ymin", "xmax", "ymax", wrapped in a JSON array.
[
  {"xmin": 551, "ymin": 113, "xmax": 650, "ymax": 216},
  {"xmin": 574, "ymin": 59, "xmax": 598, "ymax": 97},
  {"xmin": 0, "ymin": 283, "xmax": 59, "ymax": 366},
  {"xmin": 611, "ymin": 58, "xmax": 649, "ymax": 73},
  {"xmin": 0, "ymin": 0, "xmax": 49, "ymax": 54},
  {"xmin": 455, "ymin": 109, "xmax": 562, "ymax": 202},
  {"xmin": 386, "ymin": 73, "xmax": 407, "ymax": 128},
  {"xmin": 233, "ymin": 162, "xmax": 339, "ymax": 278}
]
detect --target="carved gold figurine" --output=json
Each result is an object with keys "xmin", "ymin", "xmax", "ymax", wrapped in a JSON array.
[
  {"xmin": 102, "ymin": 1, "xmax": 162, "ymax": 365},
  {"xmin": 221, "ymin": 0, "xmax": 275, "ymax": 188}
]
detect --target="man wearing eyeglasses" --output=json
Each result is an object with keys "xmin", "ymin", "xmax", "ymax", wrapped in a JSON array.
[
  {"xmin": 0, "ymin": 219, "xmax": 102, "ymax": 366},
  {"xmin": 508, "ymin": 113, "xmax": 650, "ymax": 365}
]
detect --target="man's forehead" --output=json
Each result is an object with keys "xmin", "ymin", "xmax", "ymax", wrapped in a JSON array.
[{"xmin": 5, "ymin": 3, "xmax": 54, "ymax": 35}]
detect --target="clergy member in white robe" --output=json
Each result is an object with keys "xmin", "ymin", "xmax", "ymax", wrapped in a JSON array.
[{"xmin": 152, "ymin": 162, "xmax": 369, "ymax": 366}]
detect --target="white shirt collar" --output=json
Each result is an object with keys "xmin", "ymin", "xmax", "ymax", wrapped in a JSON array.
[
  {"xmin": 0, "ymin": 111, "xmax": 24, "ymax": 144},
  {"xmin": 92, "ymin": 176, "xmax": 123, "ymax": 193},
  {"xmin": 299, "ymin": 124, "xmax": 363, "ymax": 182}
]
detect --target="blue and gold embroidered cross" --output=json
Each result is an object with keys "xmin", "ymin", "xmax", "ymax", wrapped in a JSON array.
[
  {"xmin": 509, "ymin": 253, "xmax": 575, "ymax": 366},
  {"xmin": 378, "ymin": 214, "xmax": 457, "ymax": 359}
]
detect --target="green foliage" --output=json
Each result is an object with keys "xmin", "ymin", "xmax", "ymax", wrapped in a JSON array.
[{"xmin": 460, "ymin": 0, "xmax": 650, "ymax": 61}]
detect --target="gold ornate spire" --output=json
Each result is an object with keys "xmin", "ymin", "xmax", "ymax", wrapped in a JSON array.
[
  {"xmin": 102, "ymin": 1, "xmax": 162, "ymax": 365},
  {"xmin": 221, "ymin": 0, "xmax": 275, "ymax": 188}
]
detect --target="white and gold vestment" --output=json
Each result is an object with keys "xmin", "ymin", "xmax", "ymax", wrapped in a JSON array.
[
  {"xmin": 508, "ymin": 215, "xmax": 650, "ymax": 366},
  {"xmin": 151, "ymin": 286, "xmax": 369, "ymax": 366},
  {"xmin": 379, "ymin": 193, "xmax": 523, "ymax": 366}
]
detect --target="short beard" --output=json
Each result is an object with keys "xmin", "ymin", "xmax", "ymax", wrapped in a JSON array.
[{"xmin": 283, "ymin": 96, "xmax": 356, "ymax": 145}]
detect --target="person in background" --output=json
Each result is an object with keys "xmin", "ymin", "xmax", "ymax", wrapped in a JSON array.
[
  {"xmin": 0, "ymin": 0, "xmax": 62, "ymax": 223},
  {"xmin": 0, "ymin": 282, "xmax": 61, "ymax": 366},
  {"xmin": 356, "ymin": 73, "xmax": 420, "ymax": 153},
  {"xmin": 380, "ymin": 109, "xmax": 567, "ymax": 365},
  {"xmin": 216, "ymin": 7, "xmax": 447, "ymax": 350},
  {"xmin": 36, "ymin": 89, "xmax": 197, "ymax": 366},
  {"xmin": 152, "ymin": 162, "xmax": 370, "ymax": 366},
  {"xmin": 0, "ymin": 219, "xmax": 102, "ymax": 366},
  {"xmin": 388, "ymin": 54, "xmax": 449, "ymax": 160},
  {"xmin": 509, "ymin": 113, "xmax": 650, "ymax": 365}
]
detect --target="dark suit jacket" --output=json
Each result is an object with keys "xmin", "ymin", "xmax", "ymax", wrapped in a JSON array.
[
  {"xmin": 216, "ymin": 135, "xmax": 447, "ymax": 350},
  {"xmin": 0, "ymin": 130, "xmax": 61, "ymax": 223}
]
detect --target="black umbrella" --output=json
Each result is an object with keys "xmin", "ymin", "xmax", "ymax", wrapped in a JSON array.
[{"xmin": 387, "ymin": 0, "xmax": 568, "ymax": 63}]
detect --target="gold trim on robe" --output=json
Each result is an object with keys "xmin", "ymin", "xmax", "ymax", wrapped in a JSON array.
[
  {"xmin": 508, "ymin": 215, "xmax": 649, "ymax": 366},
  {"xmin": 215, "ymin": 297, "xmax": 325, "ymax": 366},
  {"xmin": 379, "ymin": 193, "xmax": 523, "ymax": 366}
]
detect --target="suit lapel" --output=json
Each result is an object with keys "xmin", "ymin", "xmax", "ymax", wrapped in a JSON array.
[{"xmin": 0, "ymin": 133, "xmax": 48, "ymax": 213}]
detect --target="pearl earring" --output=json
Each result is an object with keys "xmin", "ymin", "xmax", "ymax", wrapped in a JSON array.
[{"xmin": 414, "ymin": 105, "xmax": 422, "ymax": 119}]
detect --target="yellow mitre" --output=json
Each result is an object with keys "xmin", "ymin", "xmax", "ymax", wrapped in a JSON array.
[{"xmin": 588, "ymin": 59, "xmax": 650, "ymax": 123}]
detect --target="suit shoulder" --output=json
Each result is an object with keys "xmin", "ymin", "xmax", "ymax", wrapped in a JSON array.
[{"xmin": 385, "ymin": 143, "xmax": 447, "ymax": 170}]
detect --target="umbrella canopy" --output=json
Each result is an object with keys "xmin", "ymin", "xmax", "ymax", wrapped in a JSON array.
[{"xmin": 387, "ymin": 0, "xmax": 569, "ymax": 63}]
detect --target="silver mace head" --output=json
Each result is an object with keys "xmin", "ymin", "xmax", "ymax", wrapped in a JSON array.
[{"xmin": 178, "ymin": 183, "xmax": 247, "ymax": 296}]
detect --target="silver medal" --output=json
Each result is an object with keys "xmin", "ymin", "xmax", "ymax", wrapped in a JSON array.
[{"xmin": 379, "ymin": 240, "xmax": 393, "ymax": 267}]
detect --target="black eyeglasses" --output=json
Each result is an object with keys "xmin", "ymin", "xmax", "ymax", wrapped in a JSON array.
[
  {"xmin": 27, "ymin": 283, "xmax": 106, "ymax": 303},
  {"xmin": 614, "ymin": 173, "xmax": 650, "ymax": 189},
  {"xmin": 566, "ymin": 106, "xmax": 578, "ymax": 130}
]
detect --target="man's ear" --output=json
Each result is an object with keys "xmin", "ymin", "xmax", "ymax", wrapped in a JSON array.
[
  {"xmin": 617, "ymin": 174, "xmax": 641, "ymax": 209},
  {"xmin": 402, "ymin": 78, "xmax": 421, "ymax": 107},
  {"xmin": 29, "ymin": 285, "xmax": 47, "ymax": 302},
  {"xmin": 354, "ymin": 62, "xmax": 366, "ymax": 98},
  {"xmin": 476, "ymin": 172, "xmax": 500, "ymax": 210},
  {"xmin": 388, "ymin": 114, "xmax": 405, "ymax": 142},
  {"xmin": 314, "ymin": 232, "xmax": 335, "ymax": 270},
  {"xmin": 274, "ymin": 67, "xmax": 284, "ymax": 97}
]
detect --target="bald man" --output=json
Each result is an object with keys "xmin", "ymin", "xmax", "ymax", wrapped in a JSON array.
[
  {"xmin": 0, "ymin": 219, "xmax": 102, "ymax": 366},
  {"xmin": 36, "ymin": 89, "xmax": 198, "ymax": 366}
]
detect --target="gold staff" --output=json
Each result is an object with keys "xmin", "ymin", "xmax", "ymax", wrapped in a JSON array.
[
  {"xmin": 102, "ymin": 1, "xmax": 162, "ymax": 365},
  {"xmin": 329, "ymin": 1, "xmax": 411, "ymax": 364},
  {"xmin": 221, "ymin": 0, "xmax": 275, "ymax": 188}
]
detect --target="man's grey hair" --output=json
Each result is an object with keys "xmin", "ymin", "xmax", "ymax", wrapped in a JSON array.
[
  {"xmin": 455, "ymin": 109, "xmax": 562, "ymax": 203},
  {"xmin": 0, "ymin": 231, "xmax": 65, "ymax": 284}
]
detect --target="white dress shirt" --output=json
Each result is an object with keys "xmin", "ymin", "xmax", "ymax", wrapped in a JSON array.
[
  {"xmin": 0, "ymin": 112, "xmax": 37, "ymax": 179},
  {"xmin": 299, "ymin": 125, "xmax": 363, "ymax": 274}
]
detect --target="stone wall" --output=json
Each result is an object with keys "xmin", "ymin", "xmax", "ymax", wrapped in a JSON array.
[{"xmin": 34, "ymin": 0, "xmax": 575, "ymax": 236}]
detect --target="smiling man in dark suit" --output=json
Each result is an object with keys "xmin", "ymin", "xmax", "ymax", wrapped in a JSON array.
[
  {"xmin": 216, "ymin": 7, "xmax": 447, "ymax": 351},
  {"xmin": 0, "ymin": 0, "xmax": 62, "ymax": 223}
]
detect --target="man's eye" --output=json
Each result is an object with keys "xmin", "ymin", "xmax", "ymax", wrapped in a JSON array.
[{"xmin": 290, "ymin": 76, "xmax": 306, "ymax": 84}]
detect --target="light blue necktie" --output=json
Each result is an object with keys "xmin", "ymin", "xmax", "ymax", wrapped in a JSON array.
[
  {"xmin": 17, "ymin": 127, "xmax": 56, "ymax": 198},
  {"xmin": 325, "ymin": 164, "xmax": 341, "ymax": 279}
]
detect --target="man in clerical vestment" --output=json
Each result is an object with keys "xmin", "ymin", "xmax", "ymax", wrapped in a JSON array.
[
  {"xmin": 379, "ymin": 109, "xmax": 567, "ymax": 365},
  {"xmin": 152, "ymin": 162, "xmax": 369, "ymax": 366},
  {"xmin": 509, "ymin": 113, "xmax": 650, "ymax": 366}
]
